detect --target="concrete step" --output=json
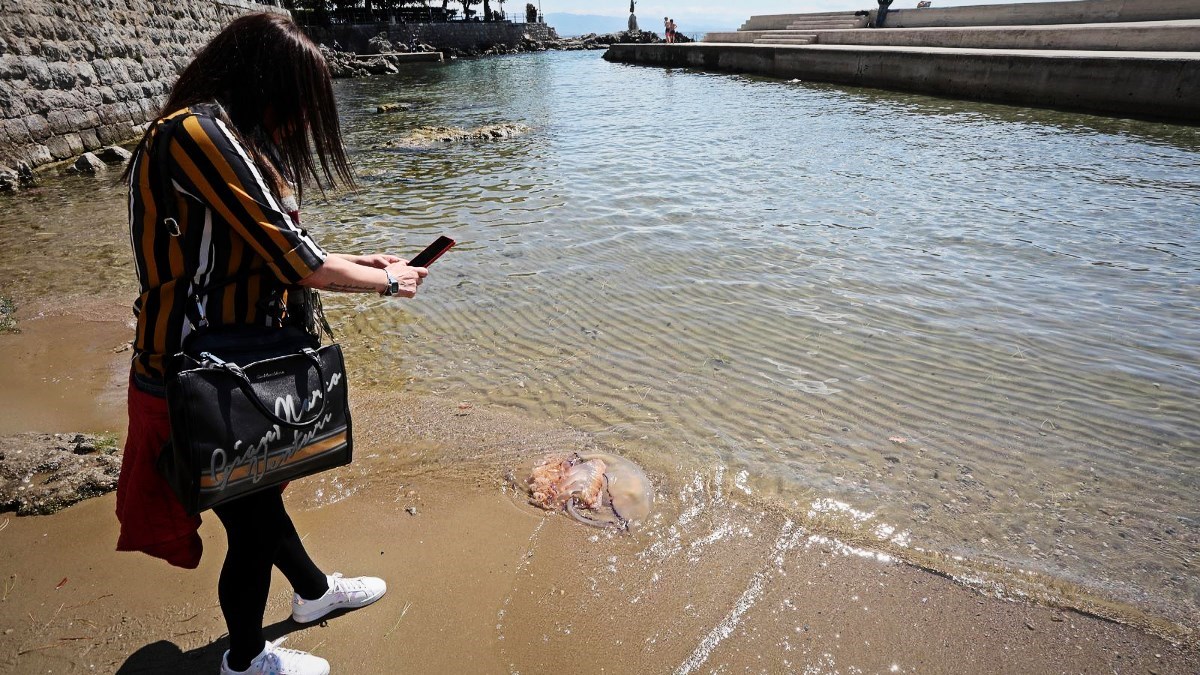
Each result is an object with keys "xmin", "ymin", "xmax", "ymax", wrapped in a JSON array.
[
  {"xmin": 823, "ymin": 20, "xmax": 1200, "ymax": 51},
  {"xmin": 706, "ymin": 19, "xmax": 1200, "ymax": 51},
  {"xmin": 880, "ymin": 0, "xmax": 1200, "ymax": 29},
  {"xmin": 739, "ymin": 11, "xmax": 865, "ymax": 31},
  {"xmin": 786, "ymin": 19, "xmax": 868, "ymax": 30},
  {"xmin": 704, "ymin": 31, "xmax": 758, "ymax": 43},
  {"xmin": 754, "ymin": 37, "xmax": 817, "ymax": 45}
]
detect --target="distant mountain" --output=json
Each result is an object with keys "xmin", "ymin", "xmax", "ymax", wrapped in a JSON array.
[{"xmin": 544, "ymin": 12, "xmax": 736, "ymax": 38}]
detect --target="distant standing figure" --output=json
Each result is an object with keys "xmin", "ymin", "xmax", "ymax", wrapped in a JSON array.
[
  {"xmin": 663, "ymin": 16, "xmax": 671, "ymax": 43},
  {"xmin": 876, "ymin": 0, "xmax": 895, "ymax": 27},
  {"xmin": 668, "ymin": 18, "xmax": 677, "ymax": 43}
]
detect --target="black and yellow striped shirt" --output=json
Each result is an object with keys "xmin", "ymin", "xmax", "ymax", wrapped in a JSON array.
[{"xmin": 127, "ymin": 106, "xmax": 327, "ymax": 394}]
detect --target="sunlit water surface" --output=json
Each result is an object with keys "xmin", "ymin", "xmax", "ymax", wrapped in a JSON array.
[{"xmin": 2, "ymin": 50, "xmax": 1198, "ymax": 631}]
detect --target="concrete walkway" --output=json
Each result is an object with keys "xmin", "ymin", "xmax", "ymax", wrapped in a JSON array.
[
  {"xmin": 602, "ymin": 42, "xmax": 1200, "ymax": 122},
  {"xmin": 706, "ymin": 19, "xmax": 1200, "ymax": 51}
]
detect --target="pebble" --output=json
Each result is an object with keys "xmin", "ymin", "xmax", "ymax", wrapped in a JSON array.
[{"xmin": 405, "ymin": 506, "xmax": 418, "ymax": 516}]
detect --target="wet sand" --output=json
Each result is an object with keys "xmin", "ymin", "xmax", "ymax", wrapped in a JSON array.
[{"xmin": 0, "ymin": 305, "xmax": 1196, "ymax": 674}]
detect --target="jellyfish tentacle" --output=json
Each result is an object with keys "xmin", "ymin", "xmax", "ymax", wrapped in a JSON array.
[{"xmin": 567, "ymin": 497, "xmax": 620, "ymax": 529}]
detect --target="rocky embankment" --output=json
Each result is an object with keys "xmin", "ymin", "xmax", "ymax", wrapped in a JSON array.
[
  {"xmin": 0, "ymin": 433, "xmax": 122, "ymax": 515},
  {"xmin": 320, "ymin": 35, "xmax": 442, "ymax": 78},
  {"xmin": 547, "ymin": 29, "xmax": 687, "ymax": 51},
  {"xmin": 323, "ymin": 30, "xmax": 684, "ymax": 79},
  {"xmin": 0, "ymin": 142, "xmax": 134, "ymax": 192}
]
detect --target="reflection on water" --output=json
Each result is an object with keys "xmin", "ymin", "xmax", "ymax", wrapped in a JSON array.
[{"xmin": 2, "ymin": 50, "xmax": 1198, "ymax": 633}]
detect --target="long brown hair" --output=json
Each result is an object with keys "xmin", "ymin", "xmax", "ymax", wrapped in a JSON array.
[{"xmin": 124, "ymin": 12, "xmax": 354, "ymax": 197}]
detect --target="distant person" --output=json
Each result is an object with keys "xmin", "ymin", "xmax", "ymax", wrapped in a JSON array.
[
  {"xmin": 668, "ymin": 18, "xmax": 678, "ymax": 43},
  {"xmin": 877, "ymin": 0, "xmax": 895, "ymax": 27},
  {"xmin": 664, "ymin": 16, "xmax": 671, "ymax": 43}
]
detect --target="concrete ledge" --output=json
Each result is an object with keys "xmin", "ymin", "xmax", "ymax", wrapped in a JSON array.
[
  {"xmin": 704, "ymin": 32, "xmax": 759, "ymax": 43},
  {"xmin": 709, "ymin": 20, "xmax": 1200, "ymax": 52},
  {"xmin": 740, "ymin": 12, "xmax": 859, "ymax": 31},
  {"xmin": 881, "ymin": 0, "xmax": 1200, "ymax": 28},
  {"xmin": 602, "ymin": 43, "xmax": 1200, "ymax": 123}
]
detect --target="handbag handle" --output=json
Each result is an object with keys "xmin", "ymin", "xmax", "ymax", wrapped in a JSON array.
[{"xmin": 201, "ymin": 349, "xmax": 331, "ymax": 430}]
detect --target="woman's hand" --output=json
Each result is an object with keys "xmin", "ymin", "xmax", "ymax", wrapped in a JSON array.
[{"xmin": 383, "ymin": 261, "xmax": 428, "ymax": 298}]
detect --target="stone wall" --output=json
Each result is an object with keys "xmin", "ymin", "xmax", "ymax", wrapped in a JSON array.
[
  {"xmin": 0, "ymin": 0, "xmax": 287, "ymax": 175},
  {"xmin": 304, "ymin": 21, "xmax": 557, "ymax": 55}
]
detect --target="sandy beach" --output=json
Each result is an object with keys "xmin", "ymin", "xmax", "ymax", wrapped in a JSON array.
[{"xmin": 0, "ymin": 301, "xmax": 1196, "ymax": 675}]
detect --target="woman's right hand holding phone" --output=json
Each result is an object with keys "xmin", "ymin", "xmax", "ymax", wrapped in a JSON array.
[{"xmin": 383, "ymin": 261, "xmax": 428, "ymax": 298}]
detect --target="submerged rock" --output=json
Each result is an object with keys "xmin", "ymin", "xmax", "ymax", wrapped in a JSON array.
[
  {"xmin": 383, "ymin": 123, "xmax": 532, "ymax": 148},
  {"xmin": 0, "ymin": 433, "xmax": 122, "ymax": 515},
  {"xmin": 376, "ymin": 103, "xmax": 411, "ymax": 114}
]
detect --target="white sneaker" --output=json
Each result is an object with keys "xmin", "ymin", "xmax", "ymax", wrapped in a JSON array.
[
  {"xmin": 291, "ymin": 573, "xmax": 387, "ymax": 624},
  {"xmin": 220, "ymin": 637, "xmax": 329, "ymax": 675}
]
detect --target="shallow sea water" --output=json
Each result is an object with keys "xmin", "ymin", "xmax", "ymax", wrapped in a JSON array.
[
  {"xmin": 2, "ymin": 50, "xmax": 1198, "ymax": 633},
  {"xmin": 324, "ymin": 51, "xmax": 1200, "ymax": 631}
]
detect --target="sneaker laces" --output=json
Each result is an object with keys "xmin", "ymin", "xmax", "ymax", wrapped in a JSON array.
[
  {"xmin": 329, "ymin": 572, "xmax": 370, "ymax": 597},
  {"xmin": 256, "ymin": 637, "xmax": 314, "ymax": 674}
]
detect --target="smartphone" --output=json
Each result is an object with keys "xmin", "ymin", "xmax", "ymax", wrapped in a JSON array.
[{"xmin": 407, "ymin": 236, "xmax": 456, "ymax": 268}]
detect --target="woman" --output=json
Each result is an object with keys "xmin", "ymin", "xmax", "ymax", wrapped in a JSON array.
[{"xmin": 115, "ymin": 13, "xmax": 425, "ymax": 675}]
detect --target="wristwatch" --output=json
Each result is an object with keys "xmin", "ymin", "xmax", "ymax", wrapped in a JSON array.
[{"xmin": 381, "ymin": 268, "xmax": 400, "ymax": 296}]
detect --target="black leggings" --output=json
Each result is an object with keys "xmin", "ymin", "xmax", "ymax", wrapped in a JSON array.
[{"xmin": 213, "ymin": 489, "xmax": 329, "ymax": 671}]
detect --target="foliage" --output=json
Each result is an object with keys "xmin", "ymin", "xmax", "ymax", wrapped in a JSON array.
[{"xmin": 283, "ymin": 0, "xmax": 504, "ymax": 24}]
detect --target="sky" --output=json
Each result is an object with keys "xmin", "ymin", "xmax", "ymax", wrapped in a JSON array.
[{"xmin": 543, "ymin": 0, "xmax": 1059, "ymax": 25}]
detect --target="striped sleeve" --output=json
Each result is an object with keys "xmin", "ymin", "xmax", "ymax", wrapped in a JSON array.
[{"xmin": 166, "ymin": 113, "xmax": 326, "ymax": 284}]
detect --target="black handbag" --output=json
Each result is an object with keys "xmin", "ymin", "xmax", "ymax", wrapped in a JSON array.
[
  {"xmin": 149, "ymin": 110, "xmax": 352, "ymax": 515},
  {"xmin": 159, "ymin": 326, "xmax": 353, "ymax": 515}
]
